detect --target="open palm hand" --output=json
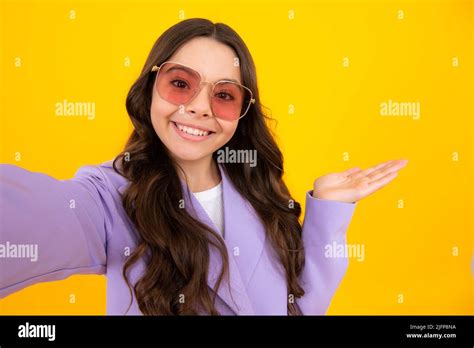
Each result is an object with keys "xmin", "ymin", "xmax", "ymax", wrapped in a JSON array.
[{"xmin": 313, "ymin": 159, "xmax": 409, "ymax": 203}]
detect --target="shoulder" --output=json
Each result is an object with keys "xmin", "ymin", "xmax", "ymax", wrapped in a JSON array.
[{"xmin": 73, "ymin": 158, "xmax": 130, "ymax": 195}]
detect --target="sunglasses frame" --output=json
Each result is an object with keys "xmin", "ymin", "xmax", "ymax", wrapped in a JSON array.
[{"xmin": 151, "ymin": 60, "xmax": 256, "ymax": 120}]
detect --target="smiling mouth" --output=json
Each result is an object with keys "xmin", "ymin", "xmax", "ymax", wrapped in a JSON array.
[{"xmin": 171, "ymin": 121, "xmax": 215, "ymax": 137}]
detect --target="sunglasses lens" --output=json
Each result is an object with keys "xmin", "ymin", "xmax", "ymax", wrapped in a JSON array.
[
  {"xmin": 156, "ymin": 63, "xmax": 200, "ymax": 105},
  {"xmin": 156, "ymin": 63, "xmax": 252, "ymax": 120},
  {"xmin": 212, "ymin": 82, "xmax": 252, "ymax": 121}
]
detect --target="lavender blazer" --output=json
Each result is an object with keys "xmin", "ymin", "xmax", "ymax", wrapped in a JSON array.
[{"xmin": 0, "ymin": 160, "xmax": 356, "ymax": 315}]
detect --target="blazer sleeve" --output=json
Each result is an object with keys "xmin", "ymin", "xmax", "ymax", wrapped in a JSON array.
[
  {"xmin": 296, "ymin": 190, "xmax": 356, "ymax": 315},
  {"xmin": 0, "ymin": 163, "xmax": 115, "ymax": 298}
]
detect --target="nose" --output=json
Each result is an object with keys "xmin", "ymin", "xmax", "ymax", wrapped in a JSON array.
[{"xmin": 185, "ymin": 82, "xmax": 213, "ymax": 118}]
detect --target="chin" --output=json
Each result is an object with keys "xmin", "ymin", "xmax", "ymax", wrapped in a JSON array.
[{"xmin": 170, "ymin": 148, "xmax": 211, "ymax": 163}]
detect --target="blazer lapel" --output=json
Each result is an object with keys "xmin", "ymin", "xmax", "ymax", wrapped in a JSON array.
[
  {"xmin": 218, "ymin": 164, "xmax": 266, "ymax": 288},
  {"xmin": 181, "ymin": 164, "xmax": 266, "ymax": 315}
]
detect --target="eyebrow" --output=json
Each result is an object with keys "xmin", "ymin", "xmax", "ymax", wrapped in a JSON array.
[{"xmin": 165, "ymin": 65, "xmax": 241, "ymax": 84}]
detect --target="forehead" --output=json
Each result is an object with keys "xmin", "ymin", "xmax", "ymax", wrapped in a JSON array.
[{"xmin": 168, "ymin": 37, "xmax": 241, "ymax": 84}]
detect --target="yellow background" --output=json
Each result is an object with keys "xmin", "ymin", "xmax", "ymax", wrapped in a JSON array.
[{"xmin": 0, "ymin": 0, "xmax": 472, "ymax": 314}]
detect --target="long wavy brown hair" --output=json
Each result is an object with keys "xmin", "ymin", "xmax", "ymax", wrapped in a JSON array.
[{"xmin": 112, "ymin": 18, "xmax": 305, "ymax": 315}]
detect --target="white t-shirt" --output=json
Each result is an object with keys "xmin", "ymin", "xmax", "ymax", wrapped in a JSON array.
[{"xmin": 192, "ymin": 181, "xmax": 225, "ymax": 238}]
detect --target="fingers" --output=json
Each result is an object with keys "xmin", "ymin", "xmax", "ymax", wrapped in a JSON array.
[
  {"xmin": 367, "ymin": 170, "xmax": 399, "ymax": 192},
  {"xmin": 347, "ymin": 159, "xmax": 408, "ymax": 199},
  {"xmin": 367, "ymin": 159, "xmax": 408, "ymax": 181},
  {"xmin": 361, "ymin": 160, "xmax": 394, "ymax": 177},
  {"xmin": 349, "ymin": 160, "xmax": 394, "ymax": 179},
  {"xmin": 347, "ymin": 159, "xmax": 408, "ymax": 184},
  {"xmin": 344, "ymin": 166, "xmax": 362, "ymax": 175}
]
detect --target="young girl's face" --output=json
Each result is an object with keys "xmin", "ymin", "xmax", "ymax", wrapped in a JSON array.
[{"xmin": 150, "ymin": 37, "xmax": 242, "ymax": 163}]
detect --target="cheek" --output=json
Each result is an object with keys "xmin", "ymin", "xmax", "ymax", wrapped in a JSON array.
[
  {"xmin": 150, "ymin": 97, "xmax": 174, "ymax": 136},
  {"xmin": 214, "ymin": 120, "xmax": 239, "ymax": 146}
]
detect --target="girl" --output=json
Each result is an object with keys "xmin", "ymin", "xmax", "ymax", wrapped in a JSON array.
[{"xmin": 0, "ymin": 18, "xmax": 407, "ymax": 315}]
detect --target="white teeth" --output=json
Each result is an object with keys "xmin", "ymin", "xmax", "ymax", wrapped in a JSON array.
[{"xmin": 175, "ymin": 122, "xmax": 210, "ymax": 137}]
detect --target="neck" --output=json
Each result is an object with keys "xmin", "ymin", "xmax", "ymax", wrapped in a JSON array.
[{"xmin": 174, "ymin": 155, "xmax": 221, "ymax": 193}]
